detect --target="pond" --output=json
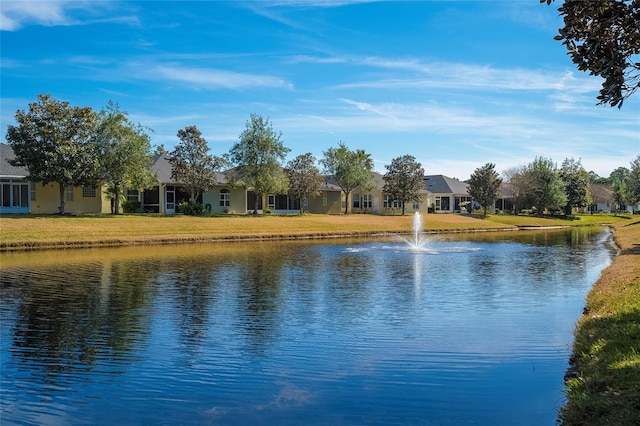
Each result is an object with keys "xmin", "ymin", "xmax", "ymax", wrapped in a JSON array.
[{"xmin": 0, "ymin": 228, "xmax": 615, "ymax": 425}]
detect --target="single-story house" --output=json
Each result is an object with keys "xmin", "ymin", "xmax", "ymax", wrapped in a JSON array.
[
  {"xmin": 589, "ymin": 183, "xmax": 613, "ymax": 213},
  {"xmin": 323, "ymin": 173, "xmax": 472, "ymax": 215},
  {"xmin": 3, "ymin": 142, "xmax": 486, "ymax": 216},
  {"xmin": 303, "ymin": 175, "xmax": 343, "ymax": 214},
  {"xmin": 1, "ymin": 142, "xmax": 30, "ymax": 214},
  {"xmin": 422, "ymin": 175, "xmax": 473, "ymax": 213},
  {"xmin": 1, "ymin": 142, "xmax": 110, "ymax": 214},
  {"xmin": 125, "ymin": 155, "xmax": 249, "ymax": 214}
]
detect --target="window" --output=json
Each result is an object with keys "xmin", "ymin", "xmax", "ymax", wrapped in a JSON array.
[
  {"xmin": 383, "ymin": 195, "xmax": 400, "ymax": 209},
  {"xmin": 413, "ymin": 201, "xmax": 420, "ymax": 210},
  {"xmin": 352, "ymin": 193, "xmax": 360, "ymax": 209},
  {"xmin": 220, "ymin": 189, "xmax": 230, "ymax": 207},
  {"xmin": 30, "ymin": 182, "xmax": 36, "ymax": 201},
  {"xmin": 65, "ymin": 186, "xmax": 74, "ymax": 202},
  {"xmin": 363, "ymin": 194, "xmax": 372, "ymax": 209},
  {"xmin": 1, "ymin": 183, "xmax": 9, "ymax": 207},
  {"xmin": 435, "ymin": 196, "xmax": 450, "ymax": 211},
  {"xmin": 82, "ymin": 186, "xmax": 96, "ymax": 198},
  {"xmin": 127, "ymin": 190, "xmax": 139, "ymax": 202},
  {"xmin": 323, "ymin": 194, "xmax": 327, "ymax": 206},
  {"xmin": 1, "ymin": 181, "xmax": 29, "ymax": 208}
]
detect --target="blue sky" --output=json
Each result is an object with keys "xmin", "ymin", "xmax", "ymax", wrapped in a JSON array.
[{"xmin": 2, "ymin": 1, "xmax": 638, "ymax": 180}]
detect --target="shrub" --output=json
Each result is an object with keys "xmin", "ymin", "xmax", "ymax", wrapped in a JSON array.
[
  {"xmin": 122, "ymin": 200, "xmax": 140, "ymax": 213},
  {"xmin": 178, "ymin": 201, "xmax": 205, "ymax": 216}
]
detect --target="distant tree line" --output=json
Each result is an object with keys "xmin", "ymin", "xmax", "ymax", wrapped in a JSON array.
[
  {"xmin": 502, "ymin": 156, "xmax": 640, "ymax": 216},
  {"xmin": 6, "ymin": 94, "xmax": 640, "ymax": 216}
]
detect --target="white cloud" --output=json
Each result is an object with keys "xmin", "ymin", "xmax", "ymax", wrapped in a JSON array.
[
  {"xmin": 0, "ymin": 1, "xmax": 137, "ymax": 31},
  {"xmin": 151, "ymin": 65, "xmax": 292, "ymax": 90},
  {"xmin": 339, "ymin": 62, "xmax": 596, "ymax": 93},
  {"xmin": 1, "ymin": 1, "xmax": 68, "ymax": 30}
]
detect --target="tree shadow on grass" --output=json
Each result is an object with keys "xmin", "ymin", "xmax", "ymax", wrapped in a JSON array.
[{"xmin": 562, "ymin": 309, "xmax": 640, "ymax": 425}]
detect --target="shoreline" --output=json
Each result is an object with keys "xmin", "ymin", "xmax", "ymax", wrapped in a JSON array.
[{"xmin": 0, "ymin": 226, "xmax": 519, "ymax": 252}]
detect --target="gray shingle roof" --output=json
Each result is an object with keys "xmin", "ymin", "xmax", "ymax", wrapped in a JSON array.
[
  {"xmin": 152, "ymin": 154, "xmax": 233, "ymax": 185},
  {"xmin": 151, "ymin": 154, "xmax": 176, "ymax": 183},
  {"xmin": 424, "ymin": 175, "xmax": 469, "ymax": 195},
  {"xmin": 0, "ymin": 143, "xmax": 28, "ymax": 178}
]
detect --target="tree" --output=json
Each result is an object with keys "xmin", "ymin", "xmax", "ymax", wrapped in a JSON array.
[
  {"xmin": 6, "ymin": 94, "xmax": 98, "ymax": 214},
  {"xmin": 588, "ymin": 170, "xmax": 610, "ymax": 184},
  {"xmin": 528, "ymin": 157, "xmax": 567, "ymax": 215},
  {"xmin": 226, "ymin": 114, "xmax": 290, "ymax": 214},
  {"xmin": 608, "ymin": 166, "xmax": 631, "ymax": 211},
  {"xmin": 320, "ymin": 142, "xmax": 375, "ymax": 214},
  {"xmin": 542, "ymin": 0, "xmax": 640, "ymax": 108},
  {"xmin": 502, "ymin": 165, "xmax": 535, "ymax": 214},
  {"xmin": 286, "ymin": 153, "xmax": 323, "ymax": 214},
  {"xmin": 467, "ymin": 163, "xmax": 502, "ymax": 217},
  {"xmin": 170, "ymin": 125, "xmax": 225, "ymax": 204},
  {"xmin": 610, "ymin": 166, "xmax": 631, "ymax": 184},
  {"xmin": 624, "ymin": 154, "xmax": 640, "ymax": 206},
  {"xmin": 382, "ymin": 155, "xmax": 425, "ymax": 215},
  {"xmin": 153, "ymin": 144, "xmax": 168, "ymax": 156},
  {"xmin": 95, "ymin": 102, "xmax": 157, "ymax": 214},
  {"xmin": 559, "ymin": 157, "xmax": 591, "ymax": 215}
]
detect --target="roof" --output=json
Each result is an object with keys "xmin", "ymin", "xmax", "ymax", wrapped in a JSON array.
[
  {"xmin": 423, "ymin": 175, "xmax": 469, "ymax": 195},
  {"xmin": 151, "ymin": 154, "xmax": 176, "ymax": 183},
  {"xmin": 372, "ymin": 171, "xmax": 385, "ymax": 190},
  {"xmin": 320, "ymin": 175, "xmax": 344, "ymax": 192},
  {"xmin": 590, "ymin": 183, "xmax": 613, "ymax": 204},
  {"xmin": 151, "ymin": 154, "xmax": 231, "ymax": 185},
  {"xmin": 0, "ymin": 143, "xmax": 28, "ymax": 178}
]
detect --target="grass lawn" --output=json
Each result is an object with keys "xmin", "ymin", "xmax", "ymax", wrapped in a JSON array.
[
  {"xmin": 0, "ymin": 212, "xmax": 630, "ymax": 251},
  {"xmin": 560, "ymin": 217, "xmax": 640, "ymax": 425}
]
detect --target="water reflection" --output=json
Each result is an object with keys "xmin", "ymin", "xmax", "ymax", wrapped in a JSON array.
[{"xmin": 0, "ymin": 228, "xmax": 614, "ymax": 425}]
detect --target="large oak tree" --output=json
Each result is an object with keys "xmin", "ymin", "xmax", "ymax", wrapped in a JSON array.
[{"xmin": 6, "ymin": 94, "xmax": 99, "ymax": 214}]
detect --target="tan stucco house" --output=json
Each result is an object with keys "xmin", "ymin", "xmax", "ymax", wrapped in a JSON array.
[{"xmin": 1, "ymin": 142, "xmax": 110, "ymax": 214}]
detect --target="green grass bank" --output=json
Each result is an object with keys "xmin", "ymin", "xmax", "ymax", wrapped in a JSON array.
[
  {"xmin": 559, "ymin": 217, "xmax": 640, "ymax": 425},
  {"xmin": 0, "ymin": 212, "xmax": 628, "ymax": 251}
]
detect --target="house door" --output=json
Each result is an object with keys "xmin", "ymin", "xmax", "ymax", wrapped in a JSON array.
[{"xmin": 165, "ymin": 186, "xmax": 176, "ymax": 213}]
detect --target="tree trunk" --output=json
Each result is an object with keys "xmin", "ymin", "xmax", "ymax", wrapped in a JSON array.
[
  {"xmin": 113, "ymin": 183, "xmax": 121, "ymax": 215},
  {"xmin": 401, "ymin": 201, "xmax": 406, "ymax": 216},
  {"xmin": 58, "ymin": 182, "xmax": 65, "ymax": 215},
  {"xmin": 343, "ymin": 192, "xmax": 349, "ymax": 214},
  {"xmin": 254, "ymin": 194, "xmax": 260, "ymax": 215}
]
